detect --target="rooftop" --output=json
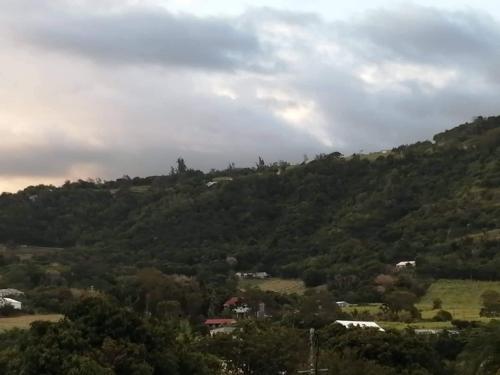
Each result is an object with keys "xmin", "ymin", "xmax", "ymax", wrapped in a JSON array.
[{"xmin": 335, "ymin": 320, "xmax": 385, "ymax": 332}]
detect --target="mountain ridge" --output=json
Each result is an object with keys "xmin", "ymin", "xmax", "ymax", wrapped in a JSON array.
[{"xmin": 1, "ymin": 115, "xmax": 500, "ymax": 300}]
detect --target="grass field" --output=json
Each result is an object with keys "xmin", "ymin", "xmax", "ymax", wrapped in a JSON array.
[
  {"xmin": 343, "ymin": 304, "xmax": 382, "ymax": 315},
  {"xmin": 379, "ymin": 321, "xmax": 453, "ymax": 330},
  {"xmin": 0, "ymin": 244, "xmax": 64, "ymax": 261},
  {"xmin": 239, "ymin": 277, "xmax": 306, "ymax": 295},
  {"xmin": 0, "ymin": 314, "xmax": 63, "ymax": 331},
  {"xmin": 416, "ymin": 279, "xmax": 500, "ymax": 321},
  {"xmin": 344, "ymin": 279, "xmax": 500, "ymax": 329}
]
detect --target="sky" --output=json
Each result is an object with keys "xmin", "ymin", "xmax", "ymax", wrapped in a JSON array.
[{"xmin": 1, "ymin": 0, "xmax": 500, "ymax": 192}]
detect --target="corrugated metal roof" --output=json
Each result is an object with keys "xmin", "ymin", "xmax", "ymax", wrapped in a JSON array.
[{"xmin": 335, "ymin": 320, "xmax": 385, "ymax": 331}]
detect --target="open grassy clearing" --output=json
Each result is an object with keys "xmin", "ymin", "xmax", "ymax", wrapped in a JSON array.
[
  {"xmin": 0, "ymin": 244, "xmax": 64, "ymax": 261},
  {"xmin": 239, "ymin": 277, "xmax": 306, "ymax": 295},
  {"xmin": 466, "ymin": 228, "xmax": 500, "ymax": 240},
  {"xmin": 343, "ymin": 304, "xmax": 382, "ymax": 315},
  {"xmin": 380, "ymin": 321, "xmax": 453, "ymax": 331},
  {"xmin": 241, "ymin": 278, "xmax": 500, "ymax": 328},
  {"xmin": 0, "ymin": 314, "xmax": 63, "ymax": 331},
  {"xmin": 343, "ymin": 279, "xmax": 500, "ymax": 329},
  {"xmin": 130, "ymin": 185, "xmax": 151, "ymax": 193},
  {"xmin": 416, "ymin": 279, "xmax": 500, "ymax": 321},
  {"xmin": 348, "ymin": 279, "xmax": 500, "ymax": 322}
]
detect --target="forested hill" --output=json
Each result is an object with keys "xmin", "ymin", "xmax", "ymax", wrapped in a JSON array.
[{"xmin": 2, "ymin": 116, "xmax": 500, "ymax": 298}]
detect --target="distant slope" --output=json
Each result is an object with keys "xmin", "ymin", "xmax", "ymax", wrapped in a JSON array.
[
  {"xmin": 417, "ymin": 279, "xmax": 500, "ymax": 321},
  {"xmin": 0, "ymin": 116, "xmax": 500, "ymax": 298}
]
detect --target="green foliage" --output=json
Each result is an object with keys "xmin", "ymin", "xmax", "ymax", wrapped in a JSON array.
[
  {"xmin": 1, "ymin": 117, "xmax": 500, "ymax": 301},
  {"xmin": 302, "ymin": 269, "xmax": 327, "ymax": 287},
  {"xmin": 0, "ymin": 297, "xmax": 217, "ymax": 375},
  {"xmin": 383, "ymin": 291, "xmax": 418, "ymax": 314},
  {"xmin": 204, "ymin": 320, "xmax": 305, "ymax": 374},
  {"xmin": 432, "ymin": 310, "xmax": 453, "ymax": 322},
  {"xmin": 432, "ymin": 298, "xmax": 442, "ymax": 310},
  {"xmin": 2, "ymin": 117, "xmax": 500, "ymax": 372},
  {"xmin": 320, "ymin": 323, "xmax": 449, "ymax": 374},
  {"xmin": 480, "ymin": 290, "xmax": 500, "ymax": 317}
]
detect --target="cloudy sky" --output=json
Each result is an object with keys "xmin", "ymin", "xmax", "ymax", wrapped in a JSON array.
[{"xmin": 1, "ymin": 0, "xmax": 500, "ymax": 191}]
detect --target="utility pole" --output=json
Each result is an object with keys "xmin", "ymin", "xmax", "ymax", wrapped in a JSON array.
[{"xmin": 297, "ymin": 328, "xmax": 328, "ymax": 374}]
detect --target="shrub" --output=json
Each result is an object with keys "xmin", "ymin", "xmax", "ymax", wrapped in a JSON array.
[
  {"xmin": 302, "ymin": 269, "xmax": 327, "ymax": 287},
  {"xmin": 433, "ymin": 310, "xmax": 453, "ymax": 321},
  {"xmin": 432, "ymin": 298, "xmax": 442, "ymax": 310}
]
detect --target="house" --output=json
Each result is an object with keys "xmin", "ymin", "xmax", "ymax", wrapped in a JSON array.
[
  {"xmin": 414, "ymin": 329, "xmax": 443, "ymax": 335},
  {"xmin": 209, "ymin": 326, "xmax": 236, "ymax": 336},
  {"xmin": 223, "ymin": 297, "xmax": 240, "ymax": 309},
  {"xmin": 415, "ymin": 329, "xmax": 459, "ymax": 335},
  {"xmin": 233, "ymin": 306, "xmax": 250, "ymax": 314},
  {"xmin": 335, "ymin": 320, "xmax": 385, "ymax": 332},
  {"xmin": 0, "ymin": 297, "xmax": 22, "ymax": 310},
  {"xmin": 0, "ymin": 289, "xmax": 24, "ymax": 298},
  {"xmin": 233, "ymin": 305, "xmax": 251, "ymax": 319},
  {"xmin": 213, "ymin": 177, "xmax": 233, "ymax": 182},
  {"xmin": 204, "ymin": 318, "xmax": 237, "ymax": 328},
  {"xmin": 235, "ymin": 272, "xmax": 270, "ymax": 279},
  {"xmin": 396, "ymin": 261, "xmax": 416, "ymax": 269},
  {"xmin": 336, "ymin": 301, "xmax": 350, "ymax": 308}
]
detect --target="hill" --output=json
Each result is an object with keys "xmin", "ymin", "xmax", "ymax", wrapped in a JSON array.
[
  {"xmin": 417, "ymin": 279, "xmax": 500, "ymax": 321},
  {"xmin": 0, "ymin": 116, "xmax": 500, "ymax": 302}
]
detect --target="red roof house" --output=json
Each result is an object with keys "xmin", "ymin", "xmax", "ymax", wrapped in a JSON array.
[
  {"xmin": 204, "ymin": 318, "xmax": 237, "ymax": 327},
  {"xmin": 223, "ymin": 297, "xmax": 240, "ymax": 309}
]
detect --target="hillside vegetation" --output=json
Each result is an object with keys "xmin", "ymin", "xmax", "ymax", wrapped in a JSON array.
[
  {"xmin": 0, "ymin": 314, "xmax": 62, "ymax": 331},
  {"xmin": 417, "ymin": 279, "xmax": 500, "ymax": 321},
  {"xmin": 1, "ymin": 117, "xmax": 500, "ymax": 374},
  {"xmin": 0, "ymin": 116, "xmax": 500, "ymax": 302},
  {"xmin": 238, "ymin": 278, "xmax": 306, "ymax": 295}
]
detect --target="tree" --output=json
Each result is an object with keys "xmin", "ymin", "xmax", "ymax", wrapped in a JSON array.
[
  {"xmin": 256, "ymin": 156, "xmax": 266, "ymax": 170},
  {"xmin": 480, "ymin": 290, "xmax": 500, "ymax": 317},
  {"xmin": 383, "ymin": 291, "xmax": 418, "ymax": 315},
  {"xmin": 433, "ymin": 310, "xmax": 452, "ymax": 321},
  {"xmin": 206, "ymin": 321, "xmax": 305, "ymax": 374},
  {"xmin": 303, "ymin": 269, "xmax": 327, "ymax": 287},
  {"xmin": 432, "ymin": 298, "xmax": 442, "ymax": 310},
  {"xmin": 177, "ymin": 158, "xmax": 188, "ymax": 174}
]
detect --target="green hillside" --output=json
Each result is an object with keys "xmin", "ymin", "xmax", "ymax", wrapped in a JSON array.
[
  {"xmin": 0, "ymin": 116, "xmax": 500, "ymax": 301},
  {"xmin": 417, "ymin": 279, "xmax": 500, "ymax": 321},
  {"xmin": 1, "ymin": 117, "xmax": 500, "ymax": 375}
]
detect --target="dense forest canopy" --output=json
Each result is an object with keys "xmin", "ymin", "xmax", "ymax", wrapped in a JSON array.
[{"xmin": 1, "ymin": 116, "xmax": 500, "ymax": 298}]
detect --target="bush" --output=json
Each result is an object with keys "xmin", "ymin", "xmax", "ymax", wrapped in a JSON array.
[
  {"xmin": 302, "ymin": 269, "xmax": 327, "ymax": 287},
  {"xmin": 0, "ymin": 305, "xmax": 19, "ymax": 317},
  {"xmin": 432, "ymin": 298, "xmax": 442, "ymax": 310},
  {"xmin": 433, "ymin": 310, "xmax": 453, "ymax": 321},
  {"xmin": 452, "ymin": 319, "xmax": 480, "ymax": 329}
]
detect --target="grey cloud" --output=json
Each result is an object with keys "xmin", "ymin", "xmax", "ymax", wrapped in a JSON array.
[
  {"xmin": 338, "ymin": 5, "xmax": 500, "ymax": 67},
  {"xmin": 0, "ymin": 145, "xmax": 110, "ymax": 177},
  {"xmin": 1, "ymin": 3, "xmax": 500, "ymax": 191},
  {"xmin": 4, "ymin": 4, "xmax": 261, "ymax": 71}
]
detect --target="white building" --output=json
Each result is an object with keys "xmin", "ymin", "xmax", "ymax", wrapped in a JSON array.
[
  {"xmin": 235, "ymin": 272, "xmax": 270, "ymax": 279},
  {"xmin": 335, "ymin": 320, "xmax": 385, "ymax": 331},
  {"xmin": 396, "ymin": 261, "xmax": 416, "ymax": 269},
  {"xmin": 0, "ymin": 289, "xmax": 24, "ymax": 298},
  {"xmin": 0, "ymin": 297, "xmax": 22, "ymax": 310}
]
